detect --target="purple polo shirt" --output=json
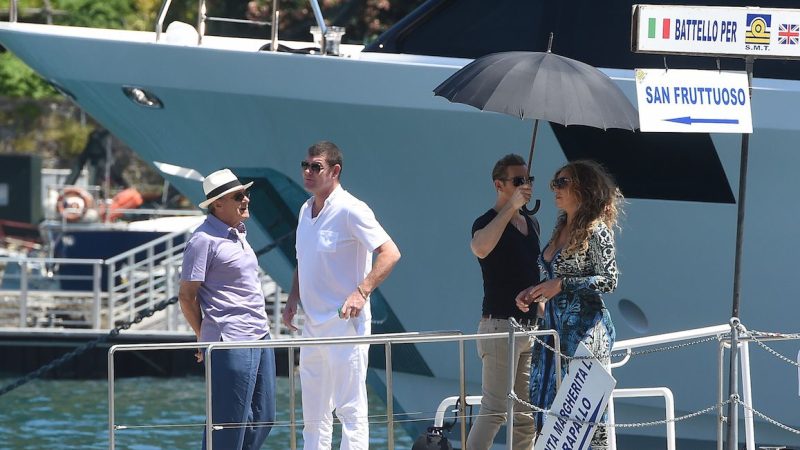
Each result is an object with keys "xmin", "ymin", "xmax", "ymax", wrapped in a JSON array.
[{"xmin": 181, "ymin": 214, "xmax": 269, "ymax": 342}]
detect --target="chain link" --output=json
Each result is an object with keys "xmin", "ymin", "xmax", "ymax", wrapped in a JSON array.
[
  {"xmin": 745, "ymin": 330, "xmax": 800, "ymax": 369},
  {"xmin": 509, "ymin": 391, "xmax": 729, "ymax": 429},
  {"xmin": 512, "ymin": 321, "xmax": 721, "ymax": 362},
  {"xmin": 736, "ymin": 399, "xmax": 800, "ymax": 435},
  {"xmin": 0, "ymin": 296, "xmax": 179, "ymax": 397}
]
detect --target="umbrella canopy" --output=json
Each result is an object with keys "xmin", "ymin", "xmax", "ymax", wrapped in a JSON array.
[
  {"xmin": 434, "ymin": 49, "xmax": 639, "ymax": 213},
  {"xmin": 434, "ymin": 51, "xmax": 639, "ymax": 131}
]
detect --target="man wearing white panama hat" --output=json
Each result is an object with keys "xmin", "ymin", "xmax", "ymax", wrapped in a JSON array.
[{"xmin": 179, "ymin": 168, "xmax": 276, "ymax": 450}]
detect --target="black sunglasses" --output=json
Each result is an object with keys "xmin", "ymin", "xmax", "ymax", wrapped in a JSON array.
[
  {"xmin": 232, "ymin": 190, "xmax": 251, "ymax": 202},
  {"xmin": 501, "ymin": 176, "xmax": 534, "ymax": 187},
  {"xmin": 550, "ymin": 177, "xmax": 572, "ymax": 190},
  {"xmin": 301, "ymin": 161, "xmax": 325, "ymax": 173}
]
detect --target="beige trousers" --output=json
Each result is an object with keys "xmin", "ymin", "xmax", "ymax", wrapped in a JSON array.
[{"xmin": 467, "ymin": 318, "xmax": 535, "ymax": 450}]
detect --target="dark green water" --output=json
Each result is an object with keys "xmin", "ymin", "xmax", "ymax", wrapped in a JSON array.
[{"xmin": 0, "ymin": 376, "xmax": 414, "ymax": 450}]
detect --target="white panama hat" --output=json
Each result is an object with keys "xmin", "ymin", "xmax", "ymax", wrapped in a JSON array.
[{"xmin": 198, "ymin": 169, "xmax": 254, "ymax": 209}]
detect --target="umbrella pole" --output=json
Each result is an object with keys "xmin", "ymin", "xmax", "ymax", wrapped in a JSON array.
[
  {"xmin": 524, "ymin": 119, "xmax": 541, "ymax": 215},
  {"xmin": 726, "ymin": 55, "xmax": 754, "ymax": 450},
  {"xmin": 527, "ymin": 119, "xmax": 540, "ymax": 168}
]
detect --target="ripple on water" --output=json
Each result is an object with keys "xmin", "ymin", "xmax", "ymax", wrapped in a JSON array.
[{"xmin": 0, "ymin": 376, "xmax": 414, "ymax": 449}]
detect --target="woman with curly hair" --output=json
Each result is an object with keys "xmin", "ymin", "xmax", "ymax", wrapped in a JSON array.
[{"xmin": 516, "ymin": 160, "xmax": 622, "ymax": 449}]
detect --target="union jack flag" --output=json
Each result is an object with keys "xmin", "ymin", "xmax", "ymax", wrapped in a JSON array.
[{"xmin": 778, "ymin": 23, "xmax": 799, "ymax": 45}]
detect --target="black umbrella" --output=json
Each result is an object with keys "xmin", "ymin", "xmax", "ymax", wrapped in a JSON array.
[{"xmin": 433, "ymin": 37, "xmax": 639, "ymax": 213}]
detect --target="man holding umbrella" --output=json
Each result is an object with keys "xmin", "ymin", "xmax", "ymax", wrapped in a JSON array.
[{"xmin": 469, "ymin": 154, "xmax": 541, "ymax": 450}]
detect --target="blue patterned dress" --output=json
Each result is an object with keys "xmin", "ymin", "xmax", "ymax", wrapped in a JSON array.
[{"xmin": 529, "ymin": 221, "xmax": 617, "ymax": 449}]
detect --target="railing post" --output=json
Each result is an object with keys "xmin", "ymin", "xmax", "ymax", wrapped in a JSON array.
[
  {"xmin": 107, "ymin": 261, "xmax": 115, "ymax": 328},
  {"xmin": 739, "ymin": 339, "xmax": 755, "ymax": 450},
  {"xmin": 147, "ymin": 246, "xmax": 155, "ymax": 310},
  {"xmin": 270, "ymin": 0, "xmax": 279, "ymax": 50},
  {"xmin": 206, "ymin": 343, "xmax": 215, "ymax": 450},
  {"xmin": 308, "ymin": 0, "xmax": 327, "ymax": 54},
  {"xmin": 19, "ymin": 261, "xmax": 28, "ymax": 327},
  {"xmin": 718, "ymin": 341, "xmax": 725, "ymax": 450},
  {"xmin": 385, "ymin": 342, "xmax": 394, "ymax": 450},
  {"xmin": 289, "ymin": 346, "xmax": 297, "ymax": 450},
  {"xmin": 726, "ymin": 318, "xmax": 740, "ymax": 450},
  {"xmin": 506, "ymin": 321, "xmax": 516, "ymax": 449},
  {"xmin": 197, "ymin": 0, "xmax": 206, "ymax": 45},
  {"xmin": 459, "ymin": 339, "xmax": 467, "ymax": 450},
  {"xmin": 165, "ymin": 264, "xmax": 175, "ymax": 331},
  {"xmin": 127, "ymin": 255, "xmax": 135, "ymax": 322},
  {"xmin": 10, "ymin": 0, "xmax": 18, "ymax": 22},
  {"xmin": 155, "ymin": 0, "xmax": 174, "ymax": 42},
  {"xmin": 108, "ymin": 348, "xmax": 117, "ymax": 450},
  {"xmin": 93, "ymin": 262, "xmax": 102, "ymax": 329}
]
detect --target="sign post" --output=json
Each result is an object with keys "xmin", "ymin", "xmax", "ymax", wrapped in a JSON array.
[{"xmin": 632, "ymin": 5, "xmax": 800, "ymax": 449}]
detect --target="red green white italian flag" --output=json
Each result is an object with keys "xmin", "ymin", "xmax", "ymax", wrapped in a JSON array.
[{"xmin": 648, "ymin": 18, "xmax": 671, "ymax": 39}]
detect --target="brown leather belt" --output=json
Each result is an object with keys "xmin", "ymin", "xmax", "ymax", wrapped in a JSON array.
[{"xmin": 481, "ymin": 314, "xmax": 534, "ymax": 327}]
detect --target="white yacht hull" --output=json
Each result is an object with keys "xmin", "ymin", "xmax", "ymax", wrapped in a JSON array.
[{"xmin": 2, "ymin": 22, "xmax": 799, "ymax": 447}]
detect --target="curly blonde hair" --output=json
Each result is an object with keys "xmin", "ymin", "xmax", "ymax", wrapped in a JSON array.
[{"xmin": 551, "ymin": 160, "xmax": 623, "ymax": 255}]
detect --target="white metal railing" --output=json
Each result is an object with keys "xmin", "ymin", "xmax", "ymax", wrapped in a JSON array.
[
  {"xmin": 608, "ymin": 387, "xmax": 676, "ymax": 450},
  {"xmin": 107, "ymin": 323, "xmax": 800, "ymax": 450},
  {"xmin": 155, "ymin": 0, "xmax": 330, "ymax": 53},
  {"xmin": 104, "ymin": 228, "xmax": 193, "ymax": 330},
  {"xmin": 107, "ymin": 329, "xmax": 561, "ymax": 450},
  {"xmin": 0, "ymin": 256, "xmax": 103, "ymax": 328},
  {"xmin": 1, "ymin": 225, "xmax": 293, "ymax": 333},
  {"xmin": 609, "ymin": 324, "xmax": 752, "ymax": 450},
  {"xmin": 0, "ymin": 227, "xmax": 192, "ymax": 330}
]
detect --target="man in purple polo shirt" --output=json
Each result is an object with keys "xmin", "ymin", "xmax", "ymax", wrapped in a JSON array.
[{"xmin": 179, "ymin": 168, "xmax": 275, "ymax": 450}]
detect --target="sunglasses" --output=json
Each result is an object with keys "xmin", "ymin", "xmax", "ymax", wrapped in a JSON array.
[
  {"xmin": 550, "ymin": 177, "xmax": 572, "ymax": 190},
  {"xmin": 501, "ymin": 176, "xmax": 534, "ymax": 187},
  {"xmin": 231, "ymin": 190, "xmax": 251, "ymax": 202},
  {"xmin": 301, "ymin": 161, "xmax": 325, "ymax": 174}
]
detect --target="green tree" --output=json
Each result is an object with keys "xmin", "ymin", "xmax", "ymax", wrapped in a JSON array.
[
  {"xmin": 53, "ymin": 0, "xmax": 133, "ymax": 29},
  {"xmin": 208, "ymin": 0, "xmax": 426, "ymax": 44},
  {"xmin": 0, "ymin": 53, "xmax": 56, "ymax": 98}
]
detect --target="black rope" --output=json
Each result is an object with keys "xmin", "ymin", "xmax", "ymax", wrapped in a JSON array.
[{"xmin": 0, "ymin": 295, "xmax": 179, "ymax": 397}]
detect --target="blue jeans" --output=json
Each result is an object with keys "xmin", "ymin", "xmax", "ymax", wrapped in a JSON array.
[{"xmin": 203, "ymin": 336, "xmax": 276, "ymax": 450}]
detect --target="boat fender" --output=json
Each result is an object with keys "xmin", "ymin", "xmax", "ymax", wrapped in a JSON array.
[
  {"xmin": 100, "ymin": 187, "xmax": 143, "ymax": 222},
  {"xmin": 412, "ymin": 426, "xmax": 452, "ymax": 450},
  {"xmin": 165, "ymin": 21, "xmax": 199, "ymax": 46},
  {"xmin": 56, "ymin": 187, "xmax": 94, "ymax": 222}
]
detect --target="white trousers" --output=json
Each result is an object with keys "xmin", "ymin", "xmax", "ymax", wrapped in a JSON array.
[{"xmin": 300, "ymin": 316, "xmax": 370, "ymax": 450}]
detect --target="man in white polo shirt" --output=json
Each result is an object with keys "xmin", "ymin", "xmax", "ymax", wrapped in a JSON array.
[{"xmin": 282, "ymin": 141, "xmax": 401, "ymax": 450}]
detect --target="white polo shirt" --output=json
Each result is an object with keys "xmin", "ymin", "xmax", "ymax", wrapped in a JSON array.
[{"xmin": 296, "ymin": 185, "xmax": 390, "ymax": 328}]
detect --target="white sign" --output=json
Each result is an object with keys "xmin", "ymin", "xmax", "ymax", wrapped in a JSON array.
[
  {"xmin": 633, "ymin": 4, "xmax": 800, "ymax": 59},
  {"xmin": 534, "ymin": 343, "xmax": 616, "ymax": 450},
  {"xmin": 635, "ymin": 68, "xmax": 753, "ymax": 133}
]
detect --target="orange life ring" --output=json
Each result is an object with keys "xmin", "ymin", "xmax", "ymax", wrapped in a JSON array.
[{"xmin": 56, "ymin": 187, "xmax": 94, "ymax": 222}]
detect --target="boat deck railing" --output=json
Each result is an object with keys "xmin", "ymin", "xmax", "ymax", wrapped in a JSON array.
[
  {"xmin": 155, "ymin": 0, "xmax": 330, "ymax": 52},
  {"xmin": 107, "ymin": 323, "xmax": 796, "ymax": 450},
  {"xmin": 0, "ymin": 226, "xmax": 296, "ymax": 335},
  {"xmin": 107, "ymin": 329, "xmax": 562, "ymax": 450}
]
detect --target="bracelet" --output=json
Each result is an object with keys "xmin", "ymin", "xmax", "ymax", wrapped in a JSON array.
[{"xmin": 357, "ymin": 285, "xmax": 369, "ymax": 301}]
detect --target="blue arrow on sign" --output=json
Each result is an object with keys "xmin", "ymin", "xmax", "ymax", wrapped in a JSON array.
[{"xmin": 665, "ymin": 116, "xmax": 740, "ymax": 125}]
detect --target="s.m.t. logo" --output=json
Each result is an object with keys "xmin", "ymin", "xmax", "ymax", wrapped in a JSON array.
[{"xmin": 745, "ymin": 14, "xmax": 771, "ymax": 45}]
